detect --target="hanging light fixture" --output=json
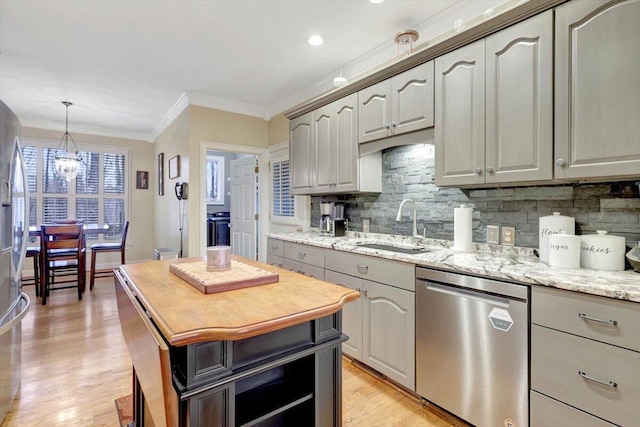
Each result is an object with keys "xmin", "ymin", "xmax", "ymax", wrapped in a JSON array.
[{"xmin": 54, "ymin": 101, "xmax": 81, "ymax": 182}]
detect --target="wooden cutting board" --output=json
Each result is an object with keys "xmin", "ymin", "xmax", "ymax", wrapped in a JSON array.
[{"xmin": 169, "ymin": 260, "xmax": 279, "ymax": 294}]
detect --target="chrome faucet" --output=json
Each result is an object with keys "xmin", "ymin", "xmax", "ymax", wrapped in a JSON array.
[{"xmin": 395, "ymin": 199, "xmax": 421, "ymax": 242}]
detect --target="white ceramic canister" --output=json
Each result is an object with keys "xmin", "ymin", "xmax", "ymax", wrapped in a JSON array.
[
  {"xmin": 539, "ymin": 212, "xmax": 575, "ymax": 263},
  {"xmin": 548, "ymin": 230, "xmax": 581, "ymax": 269},
  {"xmin": 580, "ymin": 231, "xmax": 626, "ymax": 271}
]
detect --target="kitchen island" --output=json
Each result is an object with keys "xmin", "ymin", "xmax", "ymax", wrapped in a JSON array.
[{"xmin": 115, "ymin": 256, "xmax": 359, "ymax": 427}]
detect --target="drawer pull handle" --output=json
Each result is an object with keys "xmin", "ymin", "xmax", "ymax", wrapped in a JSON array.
[
  {"xmin": 578, "ymin": 371, "xmax": 617, "ymax": 388},
  {"xmin": 356, "ymin": 264, "xmax": 368, "ymax": 274},
  {"xmin": 298, "ymin": 252, "xmax": 306, "ymax": 258},
  {"xmin": 271, "ymin": 245, "xmax": 278, "ymax": 250},
  {"xmin": 578, "ymin": 313, "xmax": 617, "ymax": 326}
]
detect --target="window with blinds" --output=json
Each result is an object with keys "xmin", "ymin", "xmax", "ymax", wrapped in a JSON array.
[
  {"xmin": 22, "ymin": 141, "xmax": 128, "ymax": 241},
  {"xmin": 271, "ymin": 159, "xmax": 294, "ymax": 218}
]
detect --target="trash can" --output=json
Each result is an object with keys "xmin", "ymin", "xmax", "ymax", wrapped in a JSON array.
[{"xmin": 153, "ymin": 248, "xmax": 179, "ymax": 260}]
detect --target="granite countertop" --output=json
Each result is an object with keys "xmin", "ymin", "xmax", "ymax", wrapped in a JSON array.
[{"xmin": 267, "ymin": 231, "xmax": 640, "ymax": 303}]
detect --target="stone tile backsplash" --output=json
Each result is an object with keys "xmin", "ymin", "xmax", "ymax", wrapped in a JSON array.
[{"xmin": 311, "ymin": 144, "xmax": 640, "ymax": 249}]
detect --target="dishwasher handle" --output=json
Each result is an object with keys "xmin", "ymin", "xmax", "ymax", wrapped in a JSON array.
[{"xmin": 424, "ymin": 282, "xmax": 510, "ymax": 307}]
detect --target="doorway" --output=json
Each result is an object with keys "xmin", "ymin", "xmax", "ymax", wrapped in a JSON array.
[{"xmin": 199, "ymin": 141, "xmax": 268, "ymax": 261}]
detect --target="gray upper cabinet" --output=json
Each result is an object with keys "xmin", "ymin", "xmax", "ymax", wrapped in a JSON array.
[
  {"xmin": 289, "ymin": 112, "xmax": 313, "ymax": 194},
  {"xmin": 436, "ymin": 11, "xmax": 553, "ymax": 187},
  {"xmin": 314, "ymin": 94, "xmax": 359, "ymax": 193},
  {"xmin": 358, "ymin": 80, "xmax": 391, "ymax": 143},
  {"xmin": 290, "ymin": 94, "xmax": 381, "ymax": 195},
  {"xmin": 313, "ymin": 103, "xmax": 334, "ymax": 193},
  {"xmin": 485, "ymin": 11, "xmax": 553, "ymax": 184},
  {"xmin": 392, "ymin": 61, "xmax": 435, "ymax": 136},
  {"xmin": 554, "ymin": 0, "xmax": 640, "ymax": 180},
  {"xmin": 435, "ymin": 40, "xmax": 486, "ymax": 186},
  {"xmin": 358, "ymin": 61, "xmax": 434, "ymax": 144}
]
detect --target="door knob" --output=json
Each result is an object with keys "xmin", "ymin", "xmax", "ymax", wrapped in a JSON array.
[
  {"xmin": 474, "ymin": 167, "xmax": 482, "ymax": 175},
  {"xmin": 486, "ymin": 166, "xmax": 494, "ymax": 174},
  {"xmin": 556, "ymin": 158, "xmax": 566, "ymax": 167}
]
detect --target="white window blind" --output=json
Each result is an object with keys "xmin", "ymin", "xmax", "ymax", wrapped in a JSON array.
[
  {"xmin": 22, "ymin": 141, "xmax": 128, "ymax": 241},
  {"xmin": 271, "ymin": 159, "xmax": 294, "ymax": 218}
]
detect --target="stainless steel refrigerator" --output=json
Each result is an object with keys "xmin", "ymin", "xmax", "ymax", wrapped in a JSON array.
[{"xmin": 0, "ymin": 100, "xmax": 31, "ymax": 423}]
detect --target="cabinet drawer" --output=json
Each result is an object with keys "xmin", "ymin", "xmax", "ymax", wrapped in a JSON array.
[
  {"xmin": 266, "ymin": 254, "xmax": 283, "ymax": 268},
  {"xmin": 284, "ymin": 242, "xmax": 325, "ymax": 268},
  {"xmin": 530, "ymin": 391, "xmax": 614, "ymax": 427},
  {"xmin": 300, "ymin": 263, "xmax": 324, "ymax": 281},
  {"xmin": 531, "ymin": 325, "xmax": 640, "ymax": 426},
  {"xmin": 267, "ymin": 238, "xmax": 284, "ymax": 257},
  {"xmin": 325, "ymin": 249, "xmax": 415, "ymax": 291},
  {"xmin": 532, "ymin": 287, "xmax": 640, "ymax": 351},
  {"xmin": 283, "ymin": 258, "xmax": 324, "ymax": 281}
]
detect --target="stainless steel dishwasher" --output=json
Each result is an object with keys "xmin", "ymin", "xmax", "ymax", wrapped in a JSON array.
[{"xmin": 416, "ymin": 268, "xmax": 529, "ymax": 427}]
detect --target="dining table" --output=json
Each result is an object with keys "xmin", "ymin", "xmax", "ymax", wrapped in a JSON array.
[
  {"xmin": 29, "ymin": 223, "xmax": 111, "ymax": 298},
  {"xmin": 28, "ymin": 223, "xmax": 110, "ymax": 238}
]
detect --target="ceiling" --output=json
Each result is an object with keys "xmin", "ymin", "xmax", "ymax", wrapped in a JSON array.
[{"xmin": 0, "ymin": 0, "xmax": 508, "ymax": 142}]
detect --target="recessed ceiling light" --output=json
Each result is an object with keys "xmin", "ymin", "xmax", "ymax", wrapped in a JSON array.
[
  {"xmin": 308, "ymin": 35, "xmax": 323, "ymax": 46},
  {"xmin": 370, "ymin": 0, "xmax": 384, "ymax": 3}
]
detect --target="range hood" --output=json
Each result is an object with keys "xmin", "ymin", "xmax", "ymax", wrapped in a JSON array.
[{"xmin": 359, "ymin": 127, "xmax": 434, "ymax": 157}]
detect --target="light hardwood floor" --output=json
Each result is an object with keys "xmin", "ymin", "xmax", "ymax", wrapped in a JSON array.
[{"xmin": 3, "ymin": 278, "xmax": 457, "ymax": 427}]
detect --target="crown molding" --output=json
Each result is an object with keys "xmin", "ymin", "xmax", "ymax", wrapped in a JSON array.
[
  {"xmin": 185, "ymin": 91, "xmax": 269, "ymax": 120},
  {"xmin": 150, "ymin": 92, "xmax": 190, "ymax": 142},
  {"xmin": 151, "ymin": 91, "xmax": 270, "ymax": 142},
  {"xmin": 20, "ymin": 118, "xmax": 152, "ymax": 143},
  {"xmin": 284, "ymin": 0, "xmax": 564, "ymax": 119}
]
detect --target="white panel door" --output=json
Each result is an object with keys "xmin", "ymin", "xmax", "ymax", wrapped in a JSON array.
[{"xmin": 230, "ymin": 156, "xmax": 257, "ymax": 259}]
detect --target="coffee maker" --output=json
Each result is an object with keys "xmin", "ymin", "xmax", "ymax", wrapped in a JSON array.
[{"xmin": 319, "ymin": 202, "xmax": 333, "ymax": 236}]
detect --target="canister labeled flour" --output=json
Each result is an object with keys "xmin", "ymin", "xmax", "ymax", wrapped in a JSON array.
[
  {"xmin": 580, "ymin": 231, "xmax": 625, "ymax": 271},
  {"xmin": 539, "ymin": 212, "xmax": 575, "ymax": 263}
]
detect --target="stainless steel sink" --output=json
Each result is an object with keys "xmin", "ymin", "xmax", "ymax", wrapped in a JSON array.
[{"xmin": 356, "ymin": 243, "xmax": 429, "ymax": 254}]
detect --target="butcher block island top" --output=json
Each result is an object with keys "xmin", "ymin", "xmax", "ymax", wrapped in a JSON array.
[{"xmin": 118, "ymin": 255, "xmax": 360, "ymax": 346}]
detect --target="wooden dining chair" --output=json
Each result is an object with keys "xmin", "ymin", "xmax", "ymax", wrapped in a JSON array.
[
  {"xmin": 22, "ymin": 246, "xmax": 41, "ymax": 297},
  {"xmin": 40, "ymin": 224, "xmax": 85, "ymax": 305},
  {"xmin": 89, "ymin": 221, "xmax": 129, "ymax": 290}
]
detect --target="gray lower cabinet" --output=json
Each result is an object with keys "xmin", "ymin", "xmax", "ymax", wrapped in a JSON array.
[
  {"xmin": 361, "ymin": 279, "xmax": 415, "ymax": 391},
  {"xmin": 435, "ymin": 11, "xmax": 553, "ymax": 186},
  {"xmin": 530, "ymin": 391, "xmax": 615, "ymax": 427},
  {"xmin": 324, "ymin": 270, "xmax": 363, "ymax": 360},
  {"xmin": 530, "ymin": 287, "xmax": 640, "ymax": 426},
  {"xmin": 554, "ymin": 0, "xmax": 640, "ymax": 180},
  {"xmin": 282, "ymin": 241, "xmax": 325, "ymax": 280},
  {"xmin": 324, "ymin": 250, "xmax": 415, "ymax": 391},
  {"xmin": 266, "ymin": 238, "xmax": 284, "ymax": 268}
]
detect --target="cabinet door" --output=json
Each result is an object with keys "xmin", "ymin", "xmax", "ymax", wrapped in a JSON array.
[
  {"xmin": 358, "ymin": 80, "xmax": 392, "ymax": 143},
  {"xmin": 313, "ymin": 104, "xmax": 334, "ymax": 193},
  {"xmin": 324, "ymin": 270, "xmax": 363, "ymax": 361},
  {"xmin": 362, "ymin": 280, "xmax": 415, "ymax": 390},
  {"xmin": 289, "ymin": 112, "xmax": 313, "ymax": 194},
  {"xmin": 555, "ymin": 0, "xmax": 640, "ymax": 179},
  {"xmin": 485, "ymin": 11, "xmax": 553, "ymax": 184},
  {"xmin": 435, "ymin": 40, "xmax": 485, "ymax": 186},
  {"xmin": 333, "ymin": 93, "xmax": 358, "ymax": 193},
  {"xmin": 391, "ymin": 61, "xmax": 434, "ymax": 136}
]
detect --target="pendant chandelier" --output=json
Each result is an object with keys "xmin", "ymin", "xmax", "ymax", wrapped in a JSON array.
[{"xmin": 54, "ymin": 101, "xmax": 81, "ymax": 182}]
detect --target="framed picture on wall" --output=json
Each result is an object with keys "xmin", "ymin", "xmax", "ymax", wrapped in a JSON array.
[
  {"xmin": 158, "ymin": 153, "xmax": 164, "ymax": 195},
  {"xmin": 169, "ymin": 155, "xmax": 180, "ymax": 179},
  {"xmin": 206, "ymin": 154, "xmax": 225, "ymax": 205},
  {"xmin": 136, "ymin": 171, "xmax": 149, "ymax": 189}
]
